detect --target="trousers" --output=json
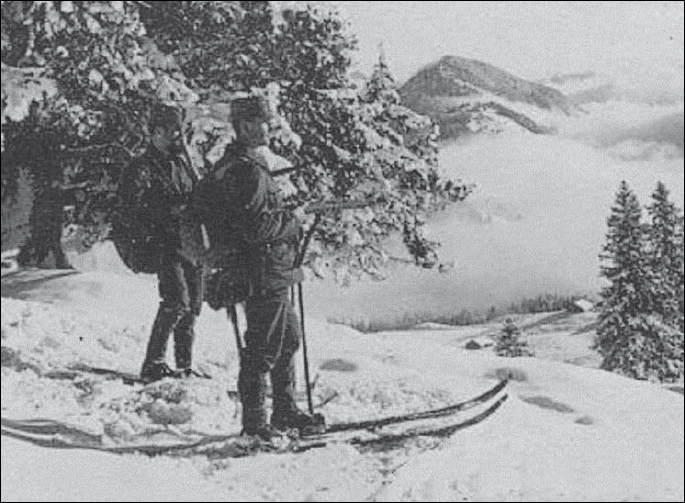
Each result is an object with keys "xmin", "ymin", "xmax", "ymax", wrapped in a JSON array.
[
  {"xmin": 142, "ymin": 252, "xmax": 204, "ymax": 370},
  {"xmin": 237, "ymin": 287, "xmax": 301, "ymax": 429}
]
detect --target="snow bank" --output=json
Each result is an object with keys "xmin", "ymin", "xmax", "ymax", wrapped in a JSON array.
[
  {"xmin": 2, "ymin": 272, "xmax": 683, "ymax": 501},
  {"xmin": 379, "ymin": 360, "xmax": 684, "ymax": 501}
]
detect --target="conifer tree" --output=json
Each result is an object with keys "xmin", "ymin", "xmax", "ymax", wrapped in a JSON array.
[
  {"xmin": 2, "ymin": 1, "xmax": 188, "ymax": 265},
  {"xmin": 495, "ymin": 318, "xmax": 534, "ymax": 357},
  {"xmin": 644, "ymin": 181, "xmax": 684, "ymax": 380},
  {"xmin": 595, "ymin": 180, "xmax": 682, "ymax": 381},
  {"xmin": 142, "ymin": 3, "xmax": 471, "ymax": 280},
  {"xmin": 2, "ymin": 2, "xmax": 471, "ymax": 278}
]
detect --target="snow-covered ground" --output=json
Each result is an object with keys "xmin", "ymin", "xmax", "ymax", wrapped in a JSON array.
[{"xmin": 2, "ymin": 270, "xmax": 683, "ymax": 501}]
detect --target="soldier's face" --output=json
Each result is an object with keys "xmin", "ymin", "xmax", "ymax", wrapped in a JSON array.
[
  {"xmin": 238, "ymin": 119, "xmax": 269, "ymax": 148},
  {"xmin": 153, "ymin": 125, "xmax": 184, "ymax": 154}
]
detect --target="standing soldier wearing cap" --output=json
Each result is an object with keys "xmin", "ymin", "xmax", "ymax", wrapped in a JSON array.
[
  {"xmin": 136, "ymin": 104, "xmax": 206, "ymax": 382},
  {"xmin": 194, "ymin": 96, "xmax": 320, "ymax": 440}
]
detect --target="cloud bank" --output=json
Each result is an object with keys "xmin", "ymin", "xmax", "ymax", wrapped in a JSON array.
[{"xmin": 308, "ymin": 128, "xmax": 684, "ymax": 322}]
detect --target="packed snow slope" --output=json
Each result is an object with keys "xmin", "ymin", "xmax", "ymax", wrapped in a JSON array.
[{"xmin": 2, "ymin": 271, "xmax": 683, "ymax": 501}]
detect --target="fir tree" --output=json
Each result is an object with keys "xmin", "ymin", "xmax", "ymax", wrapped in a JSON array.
[
  {"xmin": 595, "ymin": 181, "xmax": 682, "ymax": 381},
  {"xmin": 2, "ymin": 1, "xmax": 158, "ymax": 265},
  {"xmin": 596, "ymin": 181, "xmax": 646, "ymax": 376},
  {"xmin": 2, "ymin": 2, "xmax": 471, "ymax": 277},
  {"xmin": 645, "ymin": 181, "xmax": 684, "ymax": 379},
  {"xmin": 495, "ymin": 318, "xmax": 534, "ymax": 357}
]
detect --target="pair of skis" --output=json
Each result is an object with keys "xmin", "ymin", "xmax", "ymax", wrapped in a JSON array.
[
  {"xmin": 44, "ymin": 364, "xmax": 212, "ymax": 386},
  {"xmin": 120, "ymin": 378, "xmax": 510, "ymax": 457},
  {"xmin": 284, "ymin": 378, "xmax": 508, "ymax": 453},
  {"xmin": 2, "ymin": 379, "xmax": 507, "ymax": 457},
  {"xmin": 177, "ymin": 389, "xmax": 508, "ymax": 458}
]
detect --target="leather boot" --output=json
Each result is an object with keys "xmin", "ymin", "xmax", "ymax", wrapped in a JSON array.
[
  {"xmin": 238, "ymin": 358, "xmax": 269, "ymax": 435},
  {"xmin": 173, "ymin": 312, "xmax": 196, "ymax": 370},
  {"xmin": 271, "ymin": 353, "xmax": 298, "ymax": 419},
  {"xmin": 141, "ymin": 305, "xmax": 186, "ymax": 376}
]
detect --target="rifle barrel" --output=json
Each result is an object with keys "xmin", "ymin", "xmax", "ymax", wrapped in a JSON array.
[{"xmin": 304, "ymin": 199, "xmax": 375, "ymax": 214}]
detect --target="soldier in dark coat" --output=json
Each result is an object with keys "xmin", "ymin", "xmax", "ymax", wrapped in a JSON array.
[
  {"xmin": 137, "ymin": 104, "xmax": 206, "ymax": 382},
  {"xmin": 196, "ymin": 97, "xmax": 318, "ymax": 440}
]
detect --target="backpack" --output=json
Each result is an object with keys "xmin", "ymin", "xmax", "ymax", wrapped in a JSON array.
[
  {"xmin": 191, "ymin": 173, "xmax": 252, "ymax": 309},
  {"xmin": 111, "ymin": 159, "xmax": 162, "ymax": 274}
]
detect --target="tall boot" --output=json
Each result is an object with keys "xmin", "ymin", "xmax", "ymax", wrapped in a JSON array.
[
  {"xmin": 238, "ymin": 351, "xmax": 269, "ymax": 435},
  {"xmin": 271, "ymin": 353, "xmax": 298, "ymax": 418},
  {"xmin": 141, "ymin": 305, "xmax": 185, "ymax": 379},
  {"xmin": 270, "ymin": 352, "xmax": 322, "ymax": 431},
  {"xmin": 173, "ymin": 312, "xmax": 196, "ymax": 370}
]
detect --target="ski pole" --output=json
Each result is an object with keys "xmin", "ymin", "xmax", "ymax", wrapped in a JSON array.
[
  {"xmin": 297, "ymin": 282, "xmax": 315, "ymax": 415},
  {"xmin": 293, "ymin": 213, "xmax": 320, "ymax": 416},
  {"xmin": 228, "ymin": 304, "xmax": 243, "ymax": 356}
]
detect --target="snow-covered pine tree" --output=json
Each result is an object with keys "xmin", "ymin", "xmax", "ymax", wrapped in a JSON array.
[
  {"xmin": 2, "ymin": 2, "xmax": 471, "ymax": 278},
  {"xmin": 596, "ymin": 181, "xmax": 645, "ymax": 377},
  {"xmin": 644, "ymin": 181, "xmax": 684, "ymax": 380},
  {"xmin": 595, "ymin": 180, "xmax": 679, "ymax": 381},
  {"xmin": 352, "ymin": 53, "xmax": 467, "ymax": 270},
  {"xmin": 495, "ymin": 318, "xmax": 534, "ymax": 357},
  {"xmin": 2, "ymin": 1, "xmax": 157, "ymax": 266},
  {"xmin": 268, "ymin": 14, "xmax": 470, "ymax": 280}
]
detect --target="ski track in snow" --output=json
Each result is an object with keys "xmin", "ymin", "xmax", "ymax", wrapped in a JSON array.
[{"xmin": 1, "ymin": 271, "xmax": 683, "ymax": 502}]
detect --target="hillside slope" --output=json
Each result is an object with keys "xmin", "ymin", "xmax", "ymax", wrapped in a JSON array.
[
  {"xmin": 400, "ymin": 56, "xmax": 575, "ymax": 140},
  {"xmin": 1, "ymin": 270, "xmax": 683, "ymax": 501}
]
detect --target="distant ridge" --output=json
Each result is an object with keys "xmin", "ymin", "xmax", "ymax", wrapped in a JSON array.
[{"xmin": 400, "ymin": 55, "xmax": 575, "ymax": 140}]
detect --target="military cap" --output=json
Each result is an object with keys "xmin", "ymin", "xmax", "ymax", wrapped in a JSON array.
[
  {"xmin": 149, "ymin": 104, "xmax": 184, "ymax": 130},
  {"xmin": 231, "ymin": 96, "xmax": 274, "ymax": 123}
]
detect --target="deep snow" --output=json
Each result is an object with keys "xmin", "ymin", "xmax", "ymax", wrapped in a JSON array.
[{"xmin": 2, "ymin": 271, "xmax": 683, "ymax": 502}]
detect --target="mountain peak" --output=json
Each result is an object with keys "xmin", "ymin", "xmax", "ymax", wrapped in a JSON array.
[{"xmin": 400, "ymin": 55, "xmax": 574, "ymax": 141}]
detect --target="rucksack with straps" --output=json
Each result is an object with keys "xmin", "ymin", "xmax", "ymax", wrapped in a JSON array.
[
  {"xmin": 191, "ymin": 171, "xmax": 253, "ymax": 309},
  {"xmin": 111, "ymin": 158, "xmax": 162, "ymax": 274}
]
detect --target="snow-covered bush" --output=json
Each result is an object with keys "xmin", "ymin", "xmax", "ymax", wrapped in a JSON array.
[{"xmin": 495, "ymin": 318, "xmax": 534, "ymax": 357}]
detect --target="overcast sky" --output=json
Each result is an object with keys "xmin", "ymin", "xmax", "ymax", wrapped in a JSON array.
[{"xmin": 337, "ymin": 1, "xmax": 684, "ymax": 91}]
